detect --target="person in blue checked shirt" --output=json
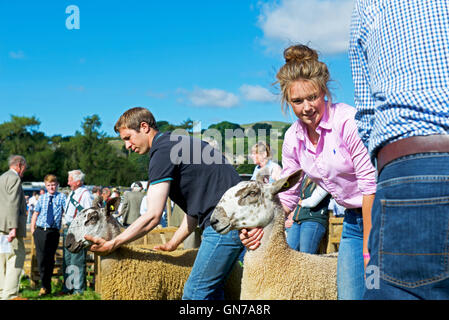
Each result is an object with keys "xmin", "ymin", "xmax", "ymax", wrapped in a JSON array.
[
  {"xmin": 30, "ymin": 174, "xmax": 67, "ymax": 296},
  {"xmin": 350, "ymin": 0, "xmax": 449, "ymax": 299}
]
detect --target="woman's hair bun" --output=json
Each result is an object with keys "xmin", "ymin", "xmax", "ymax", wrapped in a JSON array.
[{"xmin": 283, "ymin": 44, "xmax": 319, "ymax": 64}]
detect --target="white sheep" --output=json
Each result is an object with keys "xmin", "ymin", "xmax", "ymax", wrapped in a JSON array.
[
  {"xmin": 210, "ymin": 169, "xmax": 338, "ymax": 300},
  {"xmin": 65, "ymin": 197, "xmax": 242, "ymax": 300}
]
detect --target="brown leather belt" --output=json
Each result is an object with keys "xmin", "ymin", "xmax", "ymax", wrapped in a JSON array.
[{"xmin": 377, "ymin": 134, "xmax": 449, "ymax": 173}]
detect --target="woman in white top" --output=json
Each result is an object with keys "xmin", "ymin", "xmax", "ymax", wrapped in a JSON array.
[{"xmin": 249, "ymin": 141, "xmax": 282, "ymax": 183}]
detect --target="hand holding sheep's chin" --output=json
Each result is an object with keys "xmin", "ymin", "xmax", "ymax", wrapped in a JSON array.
[
  {"xmin": 239, "ymin": 227, "xmax": 264, "ymax": 250},
  {"xmin": 84, "ymin": 234, "xmax": 116, "ymax": 256}
]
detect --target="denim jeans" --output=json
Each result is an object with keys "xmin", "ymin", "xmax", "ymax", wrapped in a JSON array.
[
  {"xmin": 286, "ymin": 221, "xmax": 326, "ymax": 254},
  {"xmin": 337, "ymin": 209, "xmax": 365, "ymax": 300},
  {"xmin": 182, "ymin": 226, "xmax": 244, "ymax": 300},
  {"xmin": 62, "ymin": 226, "xmax": 87, "ymax": 294},
  {"xmin": 364, "ymin": 152, "xmax": 449, "ymax": 300}
]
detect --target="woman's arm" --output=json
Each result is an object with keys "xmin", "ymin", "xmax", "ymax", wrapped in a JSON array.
[
  {"xmin": 362, "ymin": 193, "xmax": 375, "ymax": 268},
  {"xmin": 300, "ymin": 185, "xmax": 328, "ymax": 208}
]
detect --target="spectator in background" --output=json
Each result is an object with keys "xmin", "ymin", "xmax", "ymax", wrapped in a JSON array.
[
  {"xmin": 61, "ymin": 169, "xmax": 92, "ymax": 295},
  {"xmin": 328, "ymin": 198, "xmax": 346, "ymax": 217},
  {"xmin": 250, "ymin": 141, "xmax": 282, "ymax": 183},
  {"xmin": 91, "ymin": 186, "xmax": 102, "ymax": 206},
  {"xmin": 24, "ymin": 196, "xmax": 30, "ymax": 223},
  {"xmin": 111, "ymin": 188, "xmax": 120, "ymax": 199},
  {"xmin": 30, "ymin": 174, "xmax": 67, "ymax": 296},
  {"xmin": 101, "ymin": 187, "xmax": 111, "ymax": 207},
  {"xmin": 0, "ymin": 155, "xmax": 27, "ymax": 300},
  {"xmin": 140, "ymin": 195, "xmax": 168, "ymax": 228},
  {"xmin": 120, "ymin": 182, "xmax": 145, "ymax": 227},
  {"xmin": 285, "ymin": 175, "xmax": 331, "ymax": 254},
  {"xmin": 27, "ymin": 191, "xmax": 39, "ymax": 224}
]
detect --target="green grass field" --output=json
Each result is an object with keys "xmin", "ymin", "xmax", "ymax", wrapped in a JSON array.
[{"xmin": 19, "ymin": 275, "xmax": 101, "ymax": 300}]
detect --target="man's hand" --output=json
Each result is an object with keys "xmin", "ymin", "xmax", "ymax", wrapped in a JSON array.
[
  {"xmin": 7, "ymin": 228, "xmax": 16, "ymax": 242},
  {"xmin": 153, "ymin": 240, "xmax": 179, "ymax": 252},
  {"xmin": 239, "ymin": 227, "xmax": 264, "ymax": 250},
  {"xmin": 84, "ymin": 235, "xmax": 116, "ymax": 256}
]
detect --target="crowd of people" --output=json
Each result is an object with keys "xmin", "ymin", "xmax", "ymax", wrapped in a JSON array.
[
  {"xmin": 1, "ymin": 0, "xmax": 449, "ymax": 301},
  {"xmin": 0, "ymin": 162, "xmax": 153, "ymax": 299}
]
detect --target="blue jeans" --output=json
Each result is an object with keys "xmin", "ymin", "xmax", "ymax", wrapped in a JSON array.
[
  {"xmin": 286, "ymin": 221, "xmax": 326, "ymax": 254},
  {"xmin": 62, "ymin": 226, "xmax": 87, "ymax": 294},
  {"xmin": 364, "ymin": 152, "xmax": 449, "ymax": 300},
  {"xmin": 182, "ymin": 226, "xmax": 244, "ymax": 300},
  {"xmin": 337, "ymin": 209, "xmax": 365, "ymax": 300}
]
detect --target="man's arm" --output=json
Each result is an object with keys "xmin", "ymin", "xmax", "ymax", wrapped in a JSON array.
[
  {"xmin": 86, "ymin": 181, "xmax": 170, "ymax": 255},
  {"xmin": 154, "ymin": 214, "xmax": 197, "ymax": 251}
]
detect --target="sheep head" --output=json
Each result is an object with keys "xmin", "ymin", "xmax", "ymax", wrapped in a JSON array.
[
  {"xmin": 210, "ymin": 169, "xmax": 303, "ymax": 234},
  {"xmin": 65, "ymin": 197, "xmax": 122, "ymax": 253}
]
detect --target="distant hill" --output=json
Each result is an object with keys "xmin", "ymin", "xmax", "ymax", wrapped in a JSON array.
[
  {"xmin": 107, "ymin": 120, "xmax": 293, "ymax": 155},
  {"xmin": 240, "ymin": 120, "xmax": 292, "ymax": 131}
]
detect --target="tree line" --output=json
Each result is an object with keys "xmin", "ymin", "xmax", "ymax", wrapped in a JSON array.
[{"xmin": 0, "ymin": 115, "xmax": 289, "ymax": 187}]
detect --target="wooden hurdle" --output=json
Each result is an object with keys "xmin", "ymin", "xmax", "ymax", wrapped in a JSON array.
[
  {"xmin": 326, "ymin": 216, "xmax": 344, "ymax": 253},
  {"xmin": 23, "ymin": 227, "xmax": 95, "ymax": 289}
]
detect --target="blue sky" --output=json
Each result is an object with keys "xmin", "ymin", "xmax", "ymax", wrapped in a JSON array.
[{"xmin": 0, "ymin": 0, "xmax": 355, "ymax": 137}]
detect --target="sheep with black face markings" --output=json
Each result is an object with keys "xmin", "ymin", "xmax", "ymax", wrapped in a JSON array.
[
  {"xmin": 65, "ymin": 197, "xmax": 242, "ymax": 300},
  {"xmin": 210, "ymin": 169, "xmax": 338, "ymax": 300}
]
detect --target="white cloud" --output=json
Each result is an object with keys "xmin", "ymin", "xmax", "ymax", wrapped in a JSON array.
[
  {"xmin": 67, "ymin": 85, "xmax": 85, "ymax": 92},
  {"xmin": 182, "ymin": 87, "xmax": 240, "ymax": 108},
  {"xmin": 9, "ymin": 50, "xmax": 25, "ymax": 59},
  {"xmin": 257, "ymin": 0, "xmax": 353, "ymax": 54},
  {"xmin": 146, "ymin": 90, "xmax": 167, "ymax": 99},
  {"xmin": 240, "ymin": 84, "xmax": 277, "ymax": 103}
]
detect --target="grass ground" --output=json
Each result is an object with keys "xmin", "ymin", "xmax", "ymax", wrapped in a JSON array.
[{"xmin": 18, "ymin": 275, "xmax": 101, "ymax": 300}]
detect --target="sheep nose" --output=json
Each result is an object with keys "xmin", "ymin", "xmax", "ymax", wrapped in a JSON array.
[
  {"xmin": 210, "ymin": 216, "xmax": 218, "ymax": 226},
  {"xmin": 65, "ymin": 233, "xmax": 82, "ymax": 253}
]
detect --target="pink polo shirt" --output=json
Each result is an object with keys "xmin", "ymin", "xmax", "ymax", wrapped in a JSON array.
[{"xmin": 278, "ymin": 102, "xmax": 377, "ymax": 211}]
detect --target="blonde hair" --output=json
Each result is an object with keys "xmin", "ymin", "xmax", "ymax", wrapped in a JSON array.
[
  {"xmin": 114, "ymin": 107, "xmax": 158, "ymax": 133},
  {"xmin": 251, "ymin": 141, "xmax": 272, "ymax": 159},
  {"xmin": 275, "ymin": 44, "xmax": 332, "ymax": 114},
  {"xmin": 44, "ymin": 174, "xmax": 58, "ymax": 184}
]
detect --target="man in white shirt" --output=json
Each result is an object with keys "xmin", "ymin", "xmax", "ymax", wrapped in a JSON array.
[{"xmin": 60, "ymin": 169, "xmax": 92, "ymax": 295}]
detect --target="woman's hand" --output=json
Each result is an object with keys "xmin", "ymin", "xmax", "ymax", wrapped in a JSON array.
[
  {"xmin": 285, "ymin": 211, "xmax": 294, "ymax": 228},
  {"xmin": 239, "ymin": 227, "xmax": 264, "ymax": 250}
]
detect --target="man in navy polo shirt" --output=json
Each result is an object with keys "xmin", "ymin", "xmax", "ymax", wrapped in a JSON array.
[{"xmin": 86, "ymin": 107, "xmax": 243, "ymax": 300}]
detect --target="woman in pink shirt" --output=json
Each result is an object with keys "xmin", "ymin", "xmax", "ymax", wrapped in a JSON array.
[{"xmin": 241, "ymin": 45, "xmax": 377, "ymax": 300}]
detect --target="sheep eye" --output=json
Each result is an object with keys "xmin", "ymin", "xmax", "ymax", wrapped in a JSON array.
[{"xmin": 249, "ymin": 191, "xmax": 258, "ymax": 197}]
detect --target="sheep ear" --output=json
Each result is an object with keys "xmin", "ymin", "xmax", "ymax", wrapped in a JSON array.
[
  {"xmin": 255, "ymin": 166, "xmax": 271, "ymax": 184},
  {"xmin": 92, "ymin": 196, "xmax": 102, "ymax": 209},
  {"xmin": 106, "ymin": 197, "xmax": 120, "ymax": 216},
  {"xmin": 270, "ymin": 170, "xmax": 303, "ymax": 195}
]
